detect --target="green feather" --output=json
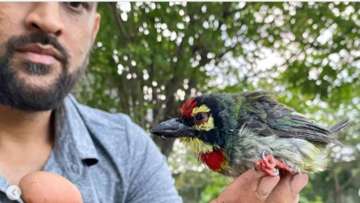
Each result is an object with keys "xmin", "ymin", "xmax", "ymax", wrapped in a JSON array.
[{"xmin": 226, "ymin": 126, "xmax": 329, "ymax": 175}]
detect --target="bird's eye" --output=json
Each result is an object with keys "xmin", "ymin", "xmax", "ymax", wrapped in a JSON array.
[{"xmin": 194, "ymin": 112, "xmax": 209, "ymax": 124}]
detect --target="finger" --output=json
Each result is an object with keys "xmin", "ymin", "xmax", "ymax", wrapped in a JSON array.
[
  {"xmin": 212, "ymin": 169, "xmax": 265, "ymax": 203},
  {"xmin": 290, "ymin": 173, "xmax": 309, "ymax": 194},
  {"xmin": 256, "ymin": 175, "xmax": 280, "ymax": 200},
  {"xmin": 265, "ymin": 174, "xmax": 292, "ymax": 203},
  {"xmin": 231, "ymin": 169, "xmax": 265, "ymax": 188},
  {"xmin": 271, "ymin": 174, "xmax": 292, "ymax": 194},
  {"xmin": 267, "ymin": 173, "xmax": 308, "ymax": 203}
]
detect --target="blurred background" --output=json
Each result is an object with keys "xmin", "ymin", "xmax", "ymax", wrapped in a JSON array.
[{"xmin": 75, "ymin": 2, "xmax": 359, "ymax": 203}]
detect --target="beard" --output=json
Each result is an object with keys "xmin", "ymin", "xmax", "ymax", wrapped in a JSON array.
[{"xmin": 0, "ymin": 32, "xmax": 86, "ymax": 111}]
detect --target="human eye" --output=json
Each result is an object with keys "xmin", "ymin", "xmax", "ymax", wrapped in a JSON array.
[{"xmin": 64, "ymin": 2, "xmax": 91, "ymax": 13}]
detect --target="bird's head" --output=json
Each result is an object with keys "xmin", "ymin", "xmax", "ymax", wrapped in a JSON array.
[{"xmin": 151, "ymin": 94, "xmax": 239, "ymax": 149}]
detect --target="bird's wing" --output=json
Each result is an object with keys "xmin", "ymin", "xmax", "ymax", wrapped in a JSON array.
[{"xmin": 238, "ymin": 91, "xmax": 335, "ymax": 144}]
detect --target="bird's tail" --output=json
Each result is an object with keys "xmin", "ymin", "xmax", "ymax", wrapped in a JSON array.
[{"xmin": 329, "ymin": 119, "xmax": 349, "ymax": 134}]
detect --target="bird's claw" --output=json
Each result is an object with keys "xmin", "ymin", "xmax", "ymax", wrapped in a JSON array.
[
  {"xmin": 261, "ymin": 151, "xmax": 268, "ymax": 160},
  {"xmin": 255, "ymin": 151, "xmax": 291, "ymax": 176}
]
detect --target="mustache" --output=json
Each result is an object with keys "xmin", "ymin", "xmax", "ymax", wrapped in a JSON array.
[{"xmin": 5, "ymin": 32, "xmax": 69, "ymax": 67}]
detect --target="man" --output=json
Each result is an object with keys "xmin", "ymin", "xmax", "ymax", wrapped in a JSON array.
[{"xmin": 0, "ymin": 2, "xmax": 308, "ymax": 203}]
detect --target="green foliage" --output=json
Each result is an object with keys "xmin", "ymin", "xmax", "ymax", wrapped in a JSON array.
[
  {"xmin": 174, "ymin": 170, "xmax": 230, "ymax": 203},
  {"xmin": 199, "ymin": 173, "xmax": 230, "ymax": 203},
  {"xmin": 75, "ymin": 2, "xmax": 360, "ymax": 203}
]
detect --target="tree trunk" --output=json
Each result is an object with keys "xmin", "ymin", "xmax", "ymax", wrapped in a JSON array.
[{"xmin": 333, "ymin": 172, "xmax": 343, "ymax": 203}]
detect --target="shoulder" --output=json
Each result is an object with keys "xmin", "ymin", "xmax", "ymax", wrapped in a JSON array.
[
  {"xmin": 71, "ymin": 97, "xmax": 151, "ymax": 155},
  {"xmin": 67, "ymin": 96, "xmax": 182, "ymax": 202}
]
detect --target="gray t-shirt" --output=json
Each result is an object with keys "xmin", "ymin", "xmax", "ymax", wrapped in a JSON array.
[{"xmin": 0, "ymin": 95, "xmax": 182, "ymax": 203}]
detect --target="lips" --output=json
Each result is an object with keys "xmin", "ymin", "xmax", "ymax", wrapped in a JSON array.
[{"xmin": 16, "ymin": 43, "xmax": 63, "ymax": 65}]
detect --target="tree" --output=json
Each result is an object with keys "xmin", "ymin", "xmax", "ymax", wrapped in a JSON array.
[{"xmin": 75, "ymin": 2, "xmax": 360, "ymax": 202}]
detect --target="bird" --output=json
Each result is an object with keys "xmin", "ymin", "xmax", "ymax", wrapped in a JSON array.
[{"xmin": 151, "ymin": 91, "xmax": 348, "ymax": 177}]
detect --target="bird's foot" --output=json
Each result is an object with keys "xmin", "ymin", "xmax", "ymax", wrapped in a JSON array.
[
  {"xmin": 255, "ymin": 153, "xmax": 279, "ymax": 176},
  {"xmin": 255, "ymin": 152, "xmax": 294, "ymax": 176}
]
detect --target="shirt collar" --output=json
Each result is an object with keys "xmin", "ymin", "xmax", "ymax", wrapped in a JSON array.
[{"xmin": 55, "ymin": 95, "xmax": 99, "ymax": 167}]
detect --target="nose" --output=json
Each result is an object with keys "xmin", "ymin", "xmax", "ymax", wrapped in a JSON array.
[{"xmin": 24, "ymin": 3, "xmax": 64, "ymax": 37}]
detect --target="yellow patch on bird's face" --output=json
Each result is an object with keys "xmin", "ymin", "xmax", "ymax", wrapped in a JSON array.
[
  {"xmin": 195, "ymin": 116, "xmax": 215, "ymax": 131},
  {"xmin": 191, "ymin": 105, "xmax": 215, "ymax": 131},
  {"xmin": 180, "ymin": 137, "xmax": 213, "ymax": 154},
  {"xmin": 192, "ymin": 105, "xmax": 211, "ymax": 115}
]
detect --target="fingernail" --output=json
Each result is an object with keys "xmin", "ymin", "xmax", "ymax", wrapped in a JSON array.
[
  {"xmin": 257, "ymin": 176, "xmax": 280, "ymax": 200},
  {"xmin": 291, "ymin": 173, "xmax": 309, "ymax": 194}
]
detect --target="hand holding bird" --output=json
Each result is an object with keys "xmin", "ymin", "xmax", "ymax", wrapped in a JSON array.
[{"xmin": 211, "ymin": 169, "xmax": 308, "ymax": 203}]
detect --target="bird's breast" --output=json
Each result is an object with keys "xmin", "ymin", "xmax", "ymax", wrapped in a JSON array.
[{"xmin": 199, "ymin": 149, "xmax": 228, "ymax": 172}]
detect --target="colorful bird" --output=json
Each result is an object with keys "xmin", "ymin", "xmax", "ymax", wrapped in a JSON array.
[{"xmin": 151, "ymin": 91, "xmax": 348, "ymax": 177}]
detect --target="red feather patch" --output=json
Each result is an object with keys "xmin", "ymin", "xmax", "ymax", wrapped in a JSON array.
[
  {"xmin": 180, "ymin": 98, "xmax": 197, "ymax": 119},
  {"xmin": 199, "ymin": 149, "xmax": 226, "ymax": 171}
]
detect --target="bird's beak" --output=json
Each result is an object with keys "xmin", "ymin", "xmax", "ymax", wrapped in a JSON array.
[{"xmin": 151, "ymin": 118, "xmax": 197, "ymax": 138}]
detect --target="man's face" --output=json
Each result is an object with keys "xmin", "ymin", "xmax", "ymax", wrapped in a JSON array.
[{"xmin": 0, "ymin": 3, "xmax": 100, "ymax": 111}]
